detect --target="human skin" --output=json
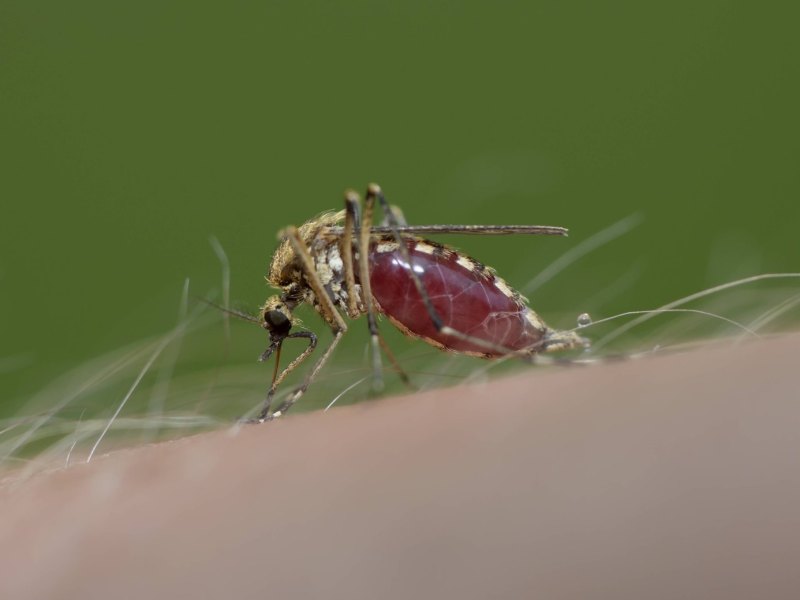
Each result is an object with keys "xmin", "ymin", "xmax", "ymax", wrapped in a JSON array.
[{"xmin": 1, "ymin": 333, "xmax": 799, "ymax": 600}]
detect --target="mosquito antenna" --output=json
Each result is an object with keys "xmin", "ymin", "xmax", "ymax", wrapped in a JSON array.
[{"xmin": 198, "ymin": 297, "xmax": 261, "ymax": 325}]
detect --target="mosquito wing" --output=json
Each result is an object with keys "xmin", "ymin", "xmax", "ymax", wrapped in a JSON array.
[{"xmin": 325, "ymin": 224, "xmax": 568, "ymax": 237}]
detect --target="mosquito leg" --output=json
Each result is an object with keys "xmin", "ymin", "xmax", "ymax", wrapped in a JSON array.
[
  {"xmin": 341, "ymin": 190, "xmax": 361, "ymax": 319},
  {"xmin": 254, "ymin": 331, "xmax": 317, "ymax": 422},
  {"xmin": 341, "ymin": 190, "xmax": 412, "ymax": 390},
  {"xmin": 377, "ymin": 332, "xmax": 414, "ymax": 388},
  {"xmin": 382, "ymin": 204, "xmax": 408, "ymax": 227},
  {"xmin": 366, "ymin": 183, "xmax": 533, "ymax": 358},
  {"xmin": 358, "ymin": 189, "xmax": 385, "ymax": 392},
  {"xmin": 272, "ymin": 330, "xmax": 345, "ymax": 417}
]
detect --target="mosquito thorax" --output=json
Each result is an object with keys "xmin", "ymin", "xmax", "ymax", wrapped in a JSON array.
[{"xmin": 267, "ymin": 210, "xmax": 346, "ymax": 290}]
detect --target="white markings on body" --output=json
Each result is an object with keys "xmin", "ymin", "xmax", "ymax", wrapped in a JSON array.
[
  {"xmin": 524, "ymin": 310, "xmax": 546, "ymax": 332},
  {"xmin": 456, "ymin": 256, "xmax": 475, "ymax": 271},
  {"xmin": 493, "ymin": 278, "xmax": 516, "ymax": 299},
  {"xmin": 328, "ymin": 245, "xmax": 344, "ymax": 273},
  {"xmin": 376, "ymin": 241, "xmax": 400, "ymax": 253}
]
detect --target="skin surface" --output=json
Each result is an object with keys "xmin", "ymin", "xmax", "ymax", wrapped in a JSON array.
[{"xmin": 1, "ymin": 333, "xmax": 799, "ymax": 600}]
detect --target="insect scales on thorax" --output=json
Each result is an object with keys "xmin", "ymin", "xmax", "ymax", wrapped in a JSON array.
[{"xmin": 249, "ymin": 183, "xmax": 587, "ymax": 422}]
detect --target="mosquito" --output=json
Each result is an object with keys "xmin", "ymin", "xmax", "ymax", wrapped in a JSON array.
[{"xmin": 242, "ymin": 183, "xmax": 588, "ymax": 422}]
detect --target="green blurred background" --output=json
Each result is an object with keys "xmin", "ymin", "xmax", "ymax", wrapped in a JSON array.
[{"xmin": 1, "ymin": 1, "xmax": 799, "ymax": 429}]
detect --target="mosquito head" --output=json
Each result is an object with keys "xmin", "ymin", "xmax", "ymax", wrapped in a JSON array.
[
  {"xmin": 256, "ymin": 295, "xmax": 292, "ymax": 365},
  {"xmin": 261, "ymin": 295, "xmax": 294, "ymax": 341}
]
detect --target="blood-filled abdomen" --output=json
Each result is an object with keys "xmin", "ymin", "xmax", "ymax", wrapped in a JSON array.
[{"xmin": 366, "ymin": 238, "xmax": 546, "ymax": 356}]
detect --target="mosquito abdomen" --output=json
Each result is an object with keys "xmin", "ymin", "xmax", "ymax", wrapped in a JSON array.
[{"xmin": 366, "ymin": 238, "xmax": 547, "ymax": 356}]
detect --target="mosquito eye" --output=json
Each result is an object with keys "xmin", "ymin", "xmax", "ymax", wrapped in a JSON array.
[{"xmin": 264, "ymin": 310, "xmax": 291, "ymax": 336}]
